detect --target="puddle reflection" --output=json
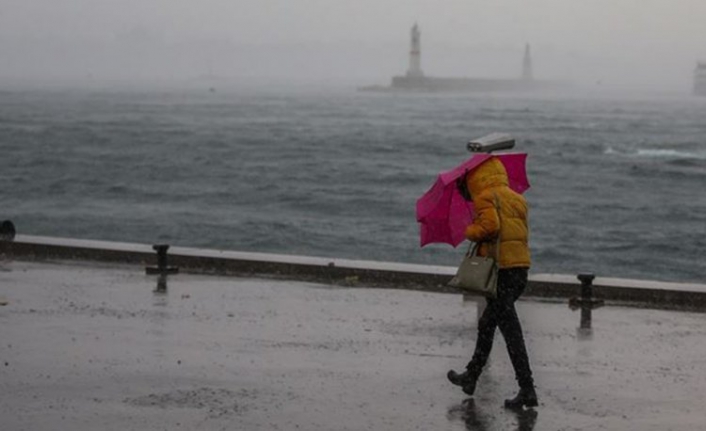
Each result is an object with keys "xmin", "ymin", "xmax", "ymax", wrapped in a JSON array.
[
  {"xmin": 447, "ymin": 398, "xmax": 537, "ymax": 431},
  {"xmin": 154, "ymin": 274, "xmax": 168, "ymax": 294}
]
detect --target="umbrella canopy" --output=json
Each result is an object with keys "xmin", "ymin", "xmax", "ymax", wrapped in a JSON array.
[{"xmin": 416, "ymin": 153, "xmax": 530, "ymax": 247}]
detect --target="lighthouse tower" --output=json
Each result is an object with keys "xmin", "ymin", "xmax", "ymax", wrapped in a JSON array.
[
  {"xmin": 406, "ymin": 23, "xmax": 424, "ymax": 78},
  {"xmin": 522, "ymin": 43, "xmax": 533, "ymax": 81}
]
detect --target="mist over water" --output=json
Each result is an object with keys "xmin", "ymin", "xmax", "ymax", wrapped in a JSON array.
[
  {"xmin": 1, "ymin": 87, "xmax": 705, "ymax": 284},
  {"xmin": 2, "ymin": 1, "xmax": 706, "ymax": 94}
]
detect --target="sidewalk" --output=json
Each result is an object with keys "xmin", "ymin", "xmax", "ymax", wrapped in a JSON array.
[{"xmin": 1, "ymin": 260, "xmax": 705, "ymax": 430}]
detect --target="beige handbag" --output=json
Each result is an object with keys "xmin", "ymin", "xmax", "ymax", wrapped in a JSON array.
[{"xmin": 447, "ymin": 196, "xmax": 501, "ymax": 298}]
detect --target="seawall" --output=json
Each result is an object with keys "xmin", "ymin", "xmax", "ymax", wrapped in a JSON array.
[{"xmin": 2, "ymin": 235, "xmax": 705, "ymax": 311}]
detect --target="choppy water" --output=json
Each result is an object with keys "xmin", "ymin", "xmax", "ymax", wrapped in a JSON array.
[{"xmin": 1, "ymin": 87, "xmax": 705, "ymax": 284}]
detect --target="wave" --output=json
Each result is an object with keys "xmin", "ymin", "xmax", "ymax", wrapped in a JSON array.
[
  {"xmin": 603, "ymin": 146, "xmax": 620, "ymax": 155},
  {"xmin": 4, "ymin": 90, "xmax": 706, "ymax": 284},
  {"xmin": 604, "ymin": 146, "xmax": 706, "ymax": 161},
  {"xmin": 635, "ymin": 148, "xmax": 706, "ymax": 160}
]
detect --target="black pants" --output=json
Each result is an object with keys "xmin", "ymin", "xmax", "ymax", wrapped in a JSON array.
[{"xmin": 466, "ymin": 267, "xmax": 534, "ymax": 389}]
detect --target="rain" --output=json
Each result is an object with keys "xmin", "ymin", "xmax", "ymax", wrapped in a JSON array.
[{"xmin": 1, "ymin": 1, "xmax": 706, "ymax": 430}]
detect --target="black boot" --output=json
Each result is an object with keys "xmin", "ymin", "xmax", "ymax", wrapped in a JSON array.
[
  {"xmin": 447, "ymin": 369, "xmax": 479, "ymax": 396},
  {"xmin": 504, "ymin": 386, "xmax": 538, "ymax": 409}
]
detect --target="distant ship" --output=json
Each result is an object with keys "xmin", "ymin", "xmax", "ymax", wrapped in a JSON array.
[
  {"xmin": 694, "ymin": 62, "xmax": 706, "ymax": 96},
  {"xmin": 360, "ymin": 24, "xmax": 567, "ymax": 93}
]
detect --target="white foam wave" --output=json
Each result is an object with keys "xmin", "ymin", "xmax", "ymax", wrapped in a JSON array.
[{"xmin": 636, "ymin": 149, "xmax": 706, "ymax": 160}]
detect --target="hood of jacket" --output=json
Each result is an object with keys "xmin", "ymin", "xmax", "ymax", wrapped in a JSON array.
[{"xmin": 467, "ymin": 156, "xmax": 509, "ymax": 197}]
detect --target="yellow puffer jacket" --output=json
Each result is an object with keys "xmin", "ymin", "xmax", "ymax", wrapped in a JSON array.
[{"xmin": 464, "ymin": 157, "xmax": 531, "ymax": 269}]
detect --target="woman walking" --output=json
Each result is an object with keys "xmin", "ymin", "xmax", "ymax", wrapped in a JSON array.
[{"xmin": 447, "ymin": 156, "xmax": 537, "ymax": 409}]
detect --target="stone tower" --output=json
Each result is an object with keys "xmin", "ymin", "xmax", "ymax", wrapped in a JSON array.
[
  {"xmin": 522, "ymin": 43, "xmax": 533, "ymax": 81},
  {"xmin": 407, "ymin": 23, "xmax": 424, "ymax": 78}
]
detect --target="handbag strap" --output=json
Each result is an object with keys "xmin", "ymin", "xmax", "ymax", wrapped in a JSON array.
[
  {"xmin": 490, "ymin": 193, "xmax": 501, "ymax": 260},
  {"xmin": 466, "ymin": 193, "xmax": 502, "ymax": 259}
]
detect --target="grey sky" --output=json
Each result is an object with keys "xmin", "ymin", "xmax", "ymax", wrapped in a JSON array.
[{"xmin": 1, "ymin": 0, "xmax": 704, "ymax": 92}]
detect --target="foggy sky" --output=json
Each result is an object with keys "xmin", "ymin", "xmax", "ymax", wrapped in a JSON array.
[{"xmin": 1, "ymin": 0, "xmax": 705, "ymax": 92}]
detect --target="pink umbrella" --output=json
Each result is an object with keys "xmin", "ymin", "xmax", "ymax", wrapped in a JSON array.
[{"xmin": 416, "ymin": 153, "xmax": 530, "ymax": 247}]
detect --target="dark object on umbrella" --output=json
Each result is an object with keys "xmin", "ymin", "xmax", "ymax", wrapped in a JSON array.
[
  {"xmin": 467, "ymin": 133, "xmax": 515, "ymax": 153},
  {"xmin": 0, "ymin": 220, "xmax": 16, "ymax": 241},
  {"xmin": 456, "ymin": 175, "xmax": 472, "ymax": 201}
]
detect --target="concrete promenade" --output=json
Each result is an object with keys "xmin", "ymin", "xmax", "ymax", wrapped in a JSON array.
[{"xmin": 2, "ymin": 260, "xmax": 706, "ymax": 430}]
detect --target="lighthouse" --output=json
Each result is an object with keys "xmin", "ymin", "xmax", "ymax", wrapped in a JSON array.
[
  {"xmin": 522, "ymin": 43, "xmax": 533, "ymax": 81},
  {"xmin": 406, "ymin": 23, "xmax": 424, "ymax": 78},
  {"xmin": 366, "ymin": 26, "xmax": 566, "ymax": 93}
]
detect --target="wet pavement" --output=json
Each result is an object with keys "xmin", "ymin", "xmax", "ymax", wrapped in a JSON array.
[{"xmin": 1, "ymin": 260, "xmax": 706, "ymax": 431}]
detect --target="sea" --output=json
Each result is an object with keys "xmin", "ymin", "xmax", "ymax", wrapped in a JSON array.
[{"xmin": 1, "ymin": 85, "xmax": 705, "ymax": 285}]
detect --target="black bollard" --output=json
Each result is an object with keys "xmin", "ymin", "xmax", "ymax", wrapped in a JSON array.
[
  {"xmin": 578, "ymin": 273, "xmax": 595, "ymax": 300},
  {"xmin": 580, "ymin": 299, "xmax": 592, "ymax": 330},
  {"xmin": 569, "ymin": 272, "xmax": 604, "ymax": 329},
  {"xmin": 146, "ymin": 244, "xmax": 179, "ymax": 275},
  {"xmin": 155, "ymin": 245, "xmax": 168, "ymax": 270},
  {"xmin": 0, "ymin": 220, "xmax": 16, "ymax": 241}
]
